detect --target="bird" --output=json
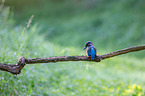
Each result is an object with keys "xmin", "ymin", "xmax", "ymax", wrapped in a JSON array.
[{"xmin": 83, "ymin": 41, "xmax": 97, "ymax": 60}]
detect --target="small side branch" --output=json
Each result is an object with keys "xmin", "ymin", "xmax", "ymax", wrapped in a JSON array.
[{"xmin": 0, "ymin": 45, "xmax": 145, "ymax": 75}]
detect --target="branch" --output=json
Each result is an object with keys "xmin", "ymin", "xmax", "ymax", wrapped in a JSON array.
[
  {"xmin": 0, "ymin": 45, "xmax": 145, "ymax": 75},
  {"xmin": 0, "ymin": 57, "xmax": 26, "ymax": 74},
  {"xmin": 101, "ymin": 45, "xmax": 145, "ymax": 59}
]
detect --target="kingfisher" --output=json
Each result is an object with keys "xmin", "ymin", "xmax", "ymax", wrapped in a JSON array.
[{"xmin": 83, "ymin": 41, "xmax": 97, "ymax": 60}]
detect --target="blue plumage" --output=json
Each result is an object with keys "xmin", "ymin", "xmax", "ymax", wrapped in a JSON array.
[
  {"xmin": 90, "ymin": 46, "xmax": 96, "ymax": 60},
  {"xmin": 83, "ymin": 41, "xmax": 97, "ymax": 60}
]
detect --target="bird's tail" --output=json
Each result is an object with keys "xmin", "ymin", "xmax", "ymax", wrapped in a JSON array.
[{"xmin": 91, "ymin": 47, "xmax": 96, "ymax": 60}]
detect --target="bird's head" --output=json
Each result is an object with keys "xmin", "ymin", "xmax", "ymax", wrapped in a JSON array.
[{"xmin": 83, "ymin": 41, "xmax": 93, "ymax": 50}]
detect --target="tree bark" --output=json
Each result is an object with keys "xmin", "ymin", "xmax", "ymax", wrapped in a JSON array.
[{"xmin": 0, "ymin": 45, "xmax": 145, "ymax": 75}]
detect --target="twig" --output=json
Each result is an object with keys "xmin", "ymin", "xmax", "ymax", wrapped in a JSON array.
[{"xmin": 0, "ymin": 45, "xmax": 145, "ymax": 75}]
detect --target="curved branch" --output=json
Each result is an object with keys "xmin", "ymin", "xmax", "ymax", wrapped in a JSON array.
[
  {"xmin": 0, "ymin": 57, "xmax": 26, "ymax": 74},
  {"xmin": 0, "ymin": 45, "xmax": 145, "ymax": 75},
  {"xmin": 101, "ymin": 45, "xmax": 145, "ymax": 59}
]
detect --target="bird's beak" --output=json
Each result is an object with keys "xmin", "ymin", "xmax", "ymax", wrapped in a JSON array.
[{"xmin": 83, "ymin": 47, "xmax": 86, "ymax": 50}]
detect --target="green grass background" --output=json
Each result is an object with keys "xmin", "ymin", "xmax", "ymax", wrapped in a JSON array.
[{"xmin": 0, "ymin": 0, "xmax": 145, "ymax": 95}]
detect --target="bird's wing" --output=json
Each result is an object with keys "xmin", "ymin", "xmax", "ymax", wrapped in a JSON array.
[{"xmin": 90, "ymin": 46, "xmax": 96, "ymax": 60}]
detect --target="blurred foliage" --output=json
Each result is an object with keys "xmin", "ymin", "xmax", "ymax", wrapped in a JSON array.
[
  {"xmin": 122, "ymin": 84, "xmax": 144, "ymax": 96},
  {"xmin": 0, "ymin": 0, "xmax": 145, "ymax": 95},
  {"xmin": 4, "ymin": 0, "xmax": 145, "ymax": 49}
]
